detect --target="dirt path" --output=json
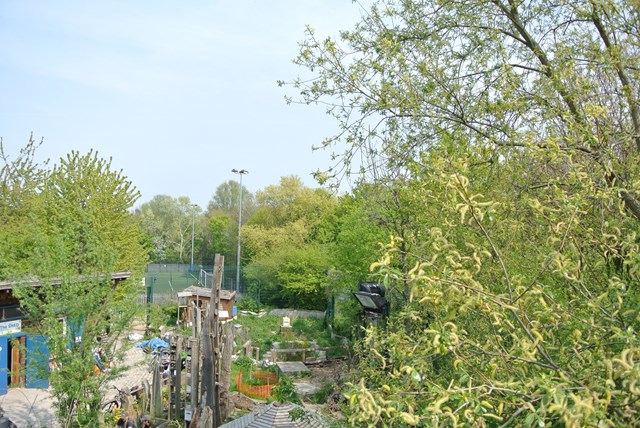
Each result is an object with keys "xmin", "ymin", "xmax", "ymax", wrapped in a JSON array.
[{"xmin": 0, "ymin": 327, "xmax": 152, "ymax": 428}]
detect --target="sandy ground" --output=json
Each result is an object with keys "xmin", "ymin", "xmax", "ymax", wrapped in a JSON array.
[{"xmin": 0, "ymin": 327, "xmax": 152, "ymax": 428}]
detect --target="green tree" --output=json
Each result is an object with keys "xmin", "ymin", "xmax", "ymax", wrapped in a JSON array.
[
  {"xmin": 208, "ymin": 179, "xmax": 255, "ymax": 267},
  {"xmin": 0, "ymin": 135, "xmax": 47, "ymax": 278},
  {"xmin": 207, "ymin": 179, "xmax": 254, "ymax": 214},
  {"xmin": 251, "ymin": 176, "xmax": 333, "ymax": 232},
  {"xmin": 6, "ymin": 149, "xmax": 148, "ymax": 427},
  {"xmin": 242, "ymin": 176, "xmax": 338, "ymax": 308},
  {"xmin": 246, "ymin": 242, "xmax": 330, "ymax": 310},
  {"xmin": 290, "ymin": 0, "xmax": 640, "ymax": 217},
  {"xmin": 206, "ymin": 214, "xmax": 233, "ymax": 262},
  {"xmin": 331, "ymin": 194, "xmax": 387, "ymax": 290},
  {"xmin": 290, "ymin": 0, "xmax": 640, "ymax": 425},
  {"xmin": 136, "ymin": 194, "xmax": 200, "ymax": 263}
]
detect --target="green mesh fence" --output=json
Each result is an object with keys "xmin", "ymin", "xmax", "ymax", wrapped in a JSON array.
[{"xmin": 144, "ymin": 264, "xmax": 245, "ymax": 296}]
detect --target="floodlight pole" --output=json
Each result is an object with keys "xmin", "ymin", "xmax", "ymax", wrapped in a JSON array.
[
  {"xmin": 190, "ymin": 204, "xmax": 198, "ymax": 272},
  {"xmin": 232, "ymin": 169, "xmax": 248, "ymax": 292}
]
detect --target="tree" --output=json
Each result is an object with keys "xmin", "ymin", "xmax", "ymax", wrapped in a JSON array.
[
  {"xmin": 0, "ymin": 135, "xmax": 47, "ymax": 278},
  {"xmin": 6, "ymin": 149, "xmax": 148, "ymax": 427},
  {"xmin": 136, "ymin": 195, "xmax": 200, "ymax": 263},
  {"xmin": 251, "ymin": 176, "xmax": 333, "ymax": 231},
  {"xmin": 206, "ymin": 214, "xmax": 233, "ymax": 262},
  {"xmin": 331, "ymin": 193, "xmax": 388, "ymax": 290},
  {"xmin": 207, "ymin": 180, "xmax": 255, "ymax": 267},
  {"xmin": 242, "ymin": 176, "xmax": 339, "ymax": 309},
  {"xmin": 291, "ymin": 0, "xmax": 640, "ymax": 425},
  {"xmin": 243, "ymin": 220, "xmax": 318, "ymax": 308},
  {"xmin": 245, "ymin": 242, "xmax": 330, "ymax": 310},
  {"xmin": 207, "ymin": 179, "xmax": 254, "ymax": 214},
  {"xmin": 290, "ymin": 0, "xmax": 640, "ymax": 217}
]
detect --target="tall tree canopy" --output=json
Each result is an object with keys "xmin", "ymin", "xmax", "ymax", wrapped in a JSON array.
[
  {"xmin": 291, "ymin": 0, "xmax": 640, "ymax": 214},
  {"xmin": 250, "ymin": 175, "xmax": 333, "ymax": 232},
  {"xmin": 290, "ymin": 0, "xmax": 640, "ymax": 426},
  {"xmin": 136, "ymin": 194, "xmax": 200, "ymax": 263},
  {"xmin": 207, "ymin": 180, "xmax": 255, "ymax": 267},
  {"xmin": 0, "ymin": 135, "xmax": 47, "ymax": 278},
  {"xmin": 242, "ymin": 176, "xmax": 338, "ymax": 309},
  {"xmin": 2, "ymin": 145, "xmax": 148, "ymax": 427},
  {"xmin": 207, "ymin": 179, "xmax": 255, "ymax": 215}
]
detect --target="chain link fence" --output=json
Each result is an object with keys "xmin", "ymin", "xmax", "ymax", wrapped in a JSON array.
[{"xmin": 141, "ymin": 264, "xmax": 248, "ymax": 304}]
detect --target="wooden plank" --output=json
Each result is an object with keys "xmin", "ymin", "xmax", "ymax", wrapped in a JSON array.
[
  {"xmin": 212, "ymin": 254, "xmax": 223, "ymax": 427},
  {"xmin": 220, "ymin": 321, "xmax": 233, "ymax": 420}
]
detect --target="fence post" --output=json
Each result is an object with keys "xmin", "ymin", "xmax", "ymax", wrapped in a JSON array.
[
  {"xmin": 145, "ymin": 275, "xmax": 155, "ymax": 335},
  {"xmin": 200, "ymin": 254, "xmax": 224, "ymax": 428},
  {"xmin": 220, "ymin": 321, "xmax": 233, "ymax": 420}
]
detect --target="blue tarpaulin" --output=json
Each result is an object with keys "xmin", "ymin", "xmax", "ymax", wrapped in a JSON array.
[{"xmin": 136, "ymin": 338, "xmax": 169, "ymax": 352}]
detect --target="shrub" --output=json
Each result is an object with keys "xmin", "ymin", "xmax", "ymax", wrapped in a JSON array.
[
  {"xmin": 310, "ymin": 381, "xmax": 335, "ymax": 404},
  {"xmin": 271, "ymin": 375, "xmax": 299, "ymax": 404}
]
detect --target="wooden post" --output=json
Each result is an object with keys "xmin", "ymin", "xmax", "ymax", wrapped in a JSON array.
[
  {"xmin": 212, "ymin": 255, "xmax": 223, "ymax": 427},
  {"xmin": 194, "ymin": 303, "xmax": 202, "ymax": 338},
  {"xmin": 151, "ymin": 356, "xmax": 163, "ymax": 419},
  {"xmin": 168, "ymin": 336, "xmax": 182, "ymax": 420},
  {"xmin": 175, "ymin": 336, "xmax": 183, "ymax": 418},
  {"xmin": 219, "ymin": 321, "xmax": 234, "ymax": 420},
  {"xmin": 191, "ymin": 303, "xmax": 201, "ymax": 414},
  {"xmin": 188, "ymin": 336, "xmax": 199, "ymax": 423},
  {"xmin": 199, "ymin": 254, "xmax": 223, "ymax": 428}
]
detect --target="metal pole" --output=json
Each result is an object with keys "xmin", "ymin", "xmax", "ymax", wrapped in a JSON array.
[
  {"xmin": 231, "ymin": 169, "xmax": 248, "ymax": 292},
  {"xmin": 190, "ymin": 204, "xmax": 197, "ymax": 272},
  {"xmin": 236, "ymin": 174, "xmax": 243, "ymax": 293}
]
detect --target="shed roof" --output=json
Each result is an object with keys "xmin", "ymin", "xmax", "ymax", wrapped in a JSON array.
[
  {"xmin": 0, "ymin": 271, "xmax": 132, "ymax": 291},
  {"xmin": 179, "ymin": 285, "xmax": 235, "ymax": 301},
  {"xmin": 219, "ymin": 402, "xmax": 327, "ymax": 428}
]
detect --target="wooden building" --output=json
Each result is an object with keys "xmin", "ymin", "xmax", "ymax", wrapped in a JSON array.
[
  {"xmin": 0, "ymin": 272, "xmax": 131, "ymax": 395},
  {"xmin": 177, "ymin": 285, "xmax": 236, "ymax": 324}
]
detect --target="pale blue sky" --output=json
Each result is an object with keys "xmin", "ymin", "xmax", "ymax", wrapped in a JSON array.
[{"xmin": 0, "ymin": 1, "xmax": 367, "ymax": 208}]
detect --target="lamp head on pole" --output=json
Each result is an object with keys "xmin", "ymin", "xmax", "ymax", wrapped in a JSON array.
[
  {"xmin": 352, "ymin": 282, "xmax": 389, "ymax": 314},
  {"xmin": 232, "ymin": 169, "xmax": 248, "ymax": 175}
]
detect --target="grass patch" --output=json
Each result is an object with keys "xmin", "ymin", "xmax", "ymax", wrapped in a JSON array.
[
  {"xmin": 231, "ymin": 355, "xmax": 254, "ymax": 391},
  {"xmin": 233, "ymin": 314, "xmax": 283, "ymax": 355},
  {"xmin": 291, "ymin": 318, "xmax": 337, "ymax": 347},
  {"xmin": 233, "ymin": 314, "xmax": 345, "ymax": 357}
]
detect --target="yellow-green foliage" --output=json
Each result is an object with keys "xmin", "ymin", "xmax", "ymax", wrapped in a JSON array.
[
  {"xmin": 292, "ymin": 0, "xmax": 640, "ymax": 425},
  {"xmin": 343, "ymin": 159, "xmax": 640, "ymax": 427}
]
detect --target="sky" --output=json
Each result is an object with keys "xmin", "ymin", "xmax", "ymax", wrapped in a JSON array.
[{"xmin": 0, "ymin": 1, "xmax": 368, "ymax": 209}]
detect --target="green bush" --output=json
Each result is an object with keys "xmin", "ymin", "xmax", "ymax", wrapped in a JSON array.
[
  {"xmin": 292, "ymin": 317, "xmax": 344, "ymax": 348},
  {"xmin": 235, "ymin": 355, "xmax": 254, "ymax": 371},
  {"xmin": 236, "ymin": 296, "xmax": 263, "ymax": 312},
  {"xmin": 331, "ymin": 299, "xmax": 361, "ymax": 339},
  {"xmin": 271, "ymin": 375, "xmax": 299, "ymax": 404},
  {"xmin": 162, "ymin": 304, "xmax": 178, "ymax": 325},
  {"xmin": 310, "ymin": 381, "xmax": 335, "ymax": 404},
  {"xmin": 146, "ymin": 304, "xmax": 171, "ymax": 336}
]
